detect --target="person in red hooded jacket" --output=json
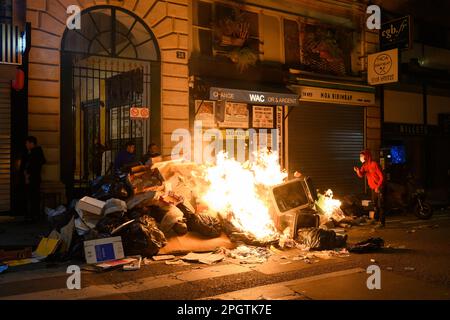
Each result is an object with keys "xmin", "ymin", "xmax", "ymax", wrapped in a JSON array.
[{"xmin": 354, "ymin": 149, "xmax": 385, "ymax": 227}]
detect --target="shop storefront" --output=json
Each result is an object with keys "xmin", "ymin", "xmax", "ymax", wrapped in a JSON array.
[
  {"xmin": 287, "ymin": 81, "xmax": 376, "ymax": 196},
  {"xmin": 191, "ymin": 78, "xmax": 299, "ymax": 165}
]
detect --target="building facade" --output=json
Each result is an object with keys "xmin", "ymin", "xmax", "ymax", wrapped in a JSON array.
[{"xmin": 3, "ymin": 0, "xmax": 381, "ymax": 213}]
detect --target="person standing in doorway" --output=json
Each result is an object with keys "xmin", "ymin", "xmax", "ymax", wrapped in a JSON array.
[
  {"xmin": 354, "ymin": 149, "xmax": 385, "ymax": 227},
  {"xmin": 20, "ymin": 136, "xmax": 46, "ymax": 223},
  {"xmin": 114, "ymin": 141, "xmax": 137, "ymax": 172}
]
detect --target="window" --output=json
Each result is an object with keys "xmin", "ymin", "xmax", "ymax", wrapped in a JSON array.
[
  {"xmin": 192, "ymin": 1, "xmax": 260, "ymax": 58},
  {"xmin": 262, "ymin": 14, "xmax": 281, "ymax": 63},
  {"xmin": 284, "ymin": 19, "xmax": 300, "ymax": 65},
  {"xmin": 0, "ymin": 0, "xmax": 12, "ymax": 24}
]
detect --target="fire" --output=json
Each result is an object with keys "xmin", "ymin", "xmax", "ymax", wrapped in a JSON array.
[
  {"xmin": 322, "ymin": 189, "xmax": 342, "ymax": 218},
  {"xmin": 201, "ymin": 150, "xmax": 287, "ymax": 240}
]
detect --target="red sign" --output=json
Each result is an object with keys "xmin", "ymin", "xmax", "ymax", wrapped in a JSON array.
[{"xmin": 130, "ymin": 107, "xmax": 150, "ymax": 120}]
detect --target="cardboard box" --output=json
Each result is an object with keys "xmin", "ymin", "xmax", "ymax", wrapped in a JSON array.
[
  {"xmin": 77, "ymin": 196, "xmax": 106, "ymax": 216},
  {"xmin": 83, "ymin": 237, "xmax": 125, "ymax": 264}
]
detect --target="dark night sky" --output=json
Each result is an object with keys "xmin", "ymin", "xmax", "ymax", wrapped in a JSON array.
[{"xmin": 373, "ymin": 0, "xmax": 450, "ymax": 28}]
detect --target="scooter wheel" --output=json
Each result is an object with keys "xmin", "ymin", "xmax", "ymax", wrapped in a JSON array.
[{"xmin": 414, "ymin": 202, "xmax": 433, "ymax": 220}]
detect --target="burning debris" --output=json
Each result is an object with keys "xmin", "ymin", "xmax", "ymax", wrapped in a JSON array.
[{"xmin": 4, "ymin": 149, "xmax": 377, "ymax": 271}]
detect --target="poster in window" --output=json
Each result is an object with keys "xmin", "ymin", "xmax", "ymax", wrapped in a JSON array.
[
  {"xmin": 252, "ymin": 106, "xmax": 274, "ymax": 128},
  {"xmin": 195, "ymin": 100, "xmax": 215, "ymax": 127},
  {"xmin": 218, "ymin": 102, "xmax": 249, "ymax": 129}
]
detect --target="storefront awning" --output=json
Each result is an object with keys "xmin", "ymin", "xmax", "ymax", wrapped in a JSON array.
[
  {"xmin": 288, "ymin": 77, "xmax": 376, "ymax": 107},
  {"xmin": 210, "ymin": 87, "xmax": 299, "ymax": 107},
  {"xmin": 197, "ymin": 77, "xmax": 299, "ymax": 107}
]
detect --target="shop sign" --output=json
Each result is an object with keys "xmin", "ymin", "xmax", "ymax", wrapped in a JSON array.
[
  {"xmin": 380, "ymin": 16, "xmax": 411, "ymax": 51},
  {"xmin": 368, "ymin": 48, "xmax": 399, "ymax": 85},
  {"xmin": 210, "ymin": 87, "xmax": 299, "ymax": 107},
  {"xmin": 130, "ymin": 107, "xmax": 150, "ymax": 120},
  {"xmin": 297, "ymin": 86, "xmax": 375, "ymax": 106},
  {"xmin": 252, "ymin": 106, "xmax": 274, "ymax": 128}
]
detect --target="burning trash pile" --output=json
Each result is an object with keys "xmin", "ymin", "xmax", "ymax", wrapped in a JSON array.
[{"xmin": 1, "ymin": 150, "xmax": 382, "ymax": 271}]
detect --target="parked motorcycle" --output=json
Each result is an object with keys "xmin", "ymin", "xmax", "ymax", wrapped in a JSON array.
[{"xmin": 384, "ymin": 173, "xmax": 433, "ymax": 220}]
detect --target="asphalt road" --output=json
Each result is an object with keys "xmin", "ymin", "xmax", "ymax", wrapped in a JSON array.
[{"xmin": 1, "ymin": 211, "xmax": 449, "ymax": 300}]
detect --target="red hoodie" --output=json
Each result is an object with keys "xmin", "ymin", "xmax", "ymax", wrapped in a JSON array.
[{"xmin": 356, "ymin": 149, "xmax": 384, "ymax": 191}]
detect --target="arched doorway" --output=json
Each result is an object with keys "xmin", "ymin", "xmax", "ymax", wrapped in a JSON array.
[{"xmin": 60, "ymin": 6, "xmax": 161, "ymax": 198}]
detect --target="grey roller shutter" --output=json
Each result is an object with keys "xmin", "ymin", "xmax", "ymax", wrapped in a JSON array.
[
  {"xmin": 288, "ymin": 103, "xmax": 365, "ymax": 196},
  {"xmin": 0, "ymin": 80, "xmax": 10, "ymax": 212}
]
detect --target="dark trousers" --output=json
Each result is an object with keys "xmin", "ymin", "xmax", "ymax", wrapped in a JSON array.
[
  {"xmin": 25, "ymin": 182, "xmax": 41, "ymax": 221},
  {"xmin": 371, "ymin": 188, "xmax": 385, "ymax": 225}
]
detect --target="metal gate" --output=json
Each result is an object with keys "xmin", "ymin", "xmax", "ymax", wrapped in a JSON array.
[
  {"xmin": 288, "ymin": 103, "xmax": 365, "ymax": 196},
  {"xmin": 60, "ymin": 6, "xmax": 160, "ymax": 195},
  {"xmin": 71, "ymin": 58, "xmax": 152, "ymax": 184}
]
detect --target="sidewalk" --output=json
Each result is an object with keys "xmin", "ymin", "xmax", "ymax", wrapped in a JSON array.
[{"xmin": 0, "ymin": 216, "xmax": 50, "ymax": 249}]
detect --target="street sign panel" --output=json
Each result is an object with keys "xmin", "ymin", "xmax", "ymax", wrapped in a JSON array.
[{"xmin": 368, "ymin": 48, "xmax": 399, "ymax": 86}]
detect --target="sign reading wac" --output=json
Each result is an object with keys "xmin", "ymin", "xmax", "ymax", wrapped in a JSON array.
[
  {"xmin": 210, "ymin": 87, "xmax": 299, "ymax": 106},
  {"xmin": 368, "ymin": 48, "xmax": 399, "ymax": 86},
  {"xmin": 380, "ymin": 16, "xmax": 411, "ymax": 51}
]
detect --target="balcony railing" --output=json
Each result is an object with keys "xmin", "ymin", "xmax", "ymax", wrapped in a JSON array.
[{"xmin": 0, "ymin": 23, "xmax": 23, "ymax": 65}]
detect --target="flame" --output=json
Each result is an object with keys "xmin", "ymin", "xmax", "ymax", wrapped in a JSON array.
[
  {"xmin": 201, "ymin": 150, "xmax": 287, "ymax": 240},
  {"xmin": 322, "ymin": 189, "xmax": 342, "ymax": 218}
]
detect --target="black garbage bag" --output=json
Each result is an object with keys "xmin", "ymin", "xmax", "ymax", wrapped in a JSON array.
[
  {"xmin": 91, "ymin": 173, "xmax": 133, "ymax": 201},
  {"xmin": 118, "ymin": 215, "xmax": 167, "ymax": 257},
  {"xmin": 96, "ymin": 212, "xmax": 128, "ymax": 235},
  {"xmin": 47, "ymin": 207, "xmax": 77, "ymax": 232},
  {"xmin": 348, "ymin": 237, "xmax": 384, "ymax": 253},
  {"xmin": 177, "ymin": 203, "xmax": 222, "ymax": 238},
  {"xmin": 297, "ymin": 228, "xmax": 348, "ymax": 250}
]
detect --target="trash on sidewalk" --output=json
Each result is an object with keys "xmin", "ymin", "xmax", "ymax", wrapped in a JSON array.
[
  {"xmin": 77, "ymin": 196, "xmax": 106, "ymax": 216},
  {"xmin": 118, "ymin": 215, "xmax": 167, "ymax": 257},
  {"xmin": 123, "ymin": 256, "xmax": 142, "ymax": 271},
  {"xmin": 126, "ymin": 191, "xmax": 156, "ymax": 210},
  {"xmin": 178, "ymin": 203, "xmax": 222, "ymax": 239},
  {"xmin": 33, "ymin": 237, "xmax": 61, "ymax": 260},
  {"xmin": 95, "ymin": 257, "xmax": 139, "ymax": 271},
  {"xmin": 0, "ymin": 247, "xmax": 32, "ymax": 262},
  {"xmin": 45, "ymin": 205, "xmax": 67, "ymax": 218},
  {"xmin": 297, "ymin": 228, "xmax": 347, "ymax": 251},
  {"xmin": 103, "ymin": 198, "xmax": 127, "ymax": 216},
  {"xmin": 181, "ymin": 252, "xmax": 225, "ymax": 265},
  {"xmin": 225, "ymin": 245, "xmax": 272, "ymax": 264},
  {"xmin": 348, "ymin": 237, "xmax": 384, "ymax": 253},
  {"xmin": 83, "ymin": 236, "xmax": 125, "ymax": 264},
  {"xmin": 0, "ymin": 264, "xmax": 8, "ymax": 274},
  {"xmin": 165, "ymin": 259, "xmax": 190, "ymax": 266},
  {"xmin": 152, "ymin": 254, "xmax": 176, "ymax": 261}
]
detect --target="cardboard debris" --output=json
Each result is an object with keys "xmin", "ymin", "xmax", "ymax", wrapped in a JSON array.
[
  {"xmin": 84, "ymin": 236, "xmax": 125, "ymax": 264},
  {"xmin": 165, "ymin": 260, "xmax": 190, "ymax": 266},
  {"xmin": 123, "ymin": 256, "xmax": 142, "ymax": 271},
  {"xmin": 33, "ymin": 237, "xmax": 61, "ymax": 260},
  {"xmin": 95, "ymin": 258, "xmax": 138, "ymax": 271},
  {"xmin": 77, "ymin": 196, "xmax": 106, "ymax": 215},
  {"xmin": 181, "ymin": 252, "xmax": 225, "ymax": 265},
  {"xmin": 152, "ymin": 255, "xmax": 176, "ymax": 261}
]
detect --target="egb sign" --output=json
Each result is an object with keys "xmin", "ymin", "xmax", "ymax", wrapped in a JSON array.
[{"xmin": 380, "ymin": 16, "xmax": 412, "ymax": 51}]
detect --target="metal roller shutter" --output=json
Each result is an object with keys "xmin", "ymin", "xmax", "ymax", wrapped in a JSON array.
[
  {"xmin": 288, "ymin": 103, "xmax": 365, "ymax": 196},
  {"xmin": 0, "ymin": 80, "xmax": 11, "ymax": 212}
]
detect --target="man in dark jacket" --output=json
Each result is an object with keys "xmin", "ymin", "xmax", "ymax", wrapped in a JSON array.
[
  {"xmin": 141, "ymin": 143, "xmax": 161, "ymax": 166},
  {"xmin": 354, "ymin": 149, "xmax": 385, "ymax": 227},
  {"xmin": 20, "ymin": 136, "xmax": 46, "ymax": 222},
  {"xmin": 114, "ymin": 141, "xmax": 137, "ymax": 172}
]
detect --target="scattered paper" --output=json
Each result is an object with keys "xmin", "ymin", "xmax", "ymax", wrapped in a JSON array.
[{"xmin": 152, "ymin": 255, "xmax": 176, "ymax": 261}]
